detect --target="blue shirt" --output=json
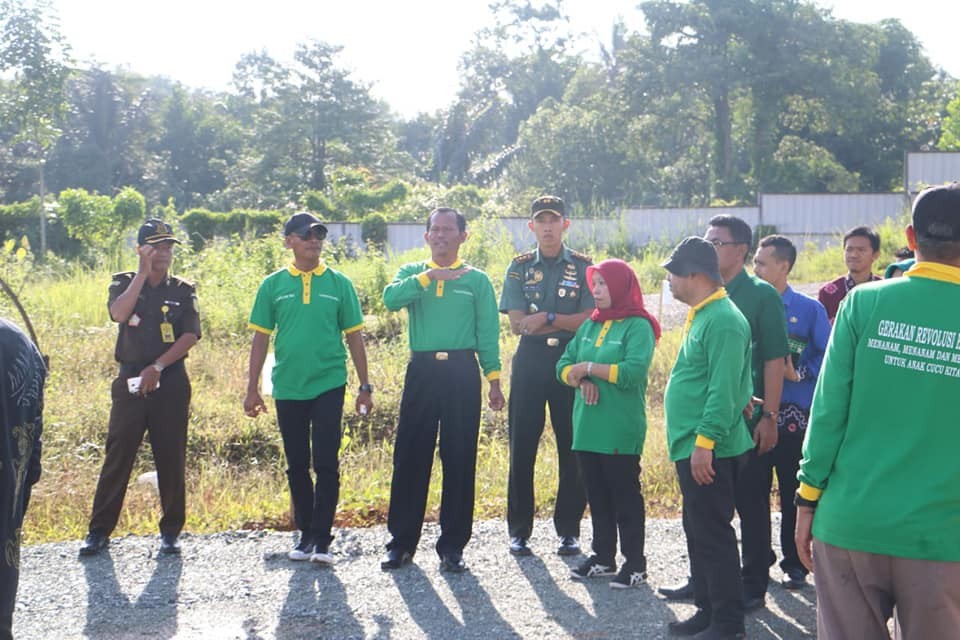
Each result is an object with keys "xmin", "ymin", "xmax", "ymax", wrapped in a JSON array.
[{"xmin": 781, "ymin": 285, "xmax": 831, "ymax": 409}]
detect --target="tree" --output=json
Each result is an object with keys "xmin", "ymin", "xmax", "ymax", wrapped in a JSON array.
[
  {"xmin": 0, "ymin": 0, "xmax": 71, "ymax": 253},
  {"xmin": 937, "ymin": 83, "xmax": 960, "ymax": 150}
]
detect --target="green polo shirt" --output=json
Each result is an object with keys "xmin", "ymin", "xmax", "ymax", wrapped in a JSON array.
[
  {"xmin": 724, "ymin": 268, "xmax": 790, "ymax": 410},
  {"xmin": 556, "ymin": 316, "xmax": 656, "ymax": 455},
  {"xmin": 249, "ymin": 261, "xmax": 364, "ymax": 400},
  {"xmin": 500, "ymin": 245, "xmax": 594, "ymax": 338},
  {"xmin": 664, "ymin": 291, "xmax": 754, "ymax": 462},
  {"xmin": 383, "ymin": 258, "xmax": 501, "ymax": 380}
]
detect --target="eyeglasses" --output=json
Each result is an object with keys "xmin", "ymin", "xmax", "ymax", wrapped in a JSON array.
[
  {"xmin": 295, "ymin": 229, "xmax": 326, "ymax": 241},
  {"xmin": 709, "ymin": 239, "xmax": 743, "ymax": 247}
]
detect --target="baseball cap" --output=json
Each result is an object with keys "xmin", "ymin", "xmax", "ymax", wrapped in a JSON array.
[
  {"xmin": 137, "ymin": 219, "xmax": 180, "ymax": 246},
  {"xmin": 912, "ymin": 183, "xmax": 960, "ymax": 241},
  {"xmin": 530, "ymin": 195, "xmax": 565, "ymax": 218},
  {"xmin": 661, "ymin": 236, "xmax": 723, "ymax": 283},
  {"xmin": 284, "ymin": 212, "xmax": 328, "ymax": 237}
]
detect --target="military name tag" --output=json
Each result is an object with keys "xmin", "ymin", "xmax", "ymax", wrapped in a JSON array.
[{"xmin": 160, "ymin": 322, "xmax": 175, "ymax": 343}]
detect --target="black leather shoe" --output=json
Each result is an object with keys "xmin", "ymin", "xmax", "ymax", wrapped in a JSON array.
[
  {"xmin": 439, "ymin": 552, "xmax": 467, "ymax": 573},
  {"xmin": 743, "ymin": 594, "xmax": 766, "ymax": 612},
  {"xmin": 781, "ymin": 568, "xmax": 807, "ymax": 590},
  {"xmin": 556, "ymin": 536, "xmax": 581, "ymax": 556},
  {"xmin": 668, "ymin": 609, "xmax": 711, "ymax": 636},
  {"xmin": 659, "ymin": 578, "xmax": 695, "ymax": 600},
  {"xmin": 79, "ymin": 532, "xmax": 109, "ymax": 556},
  {"xmin": 509, "ymin": 537, "xmax": 532, "ymax": 556},
  {"xmin": 159, "ymin": 533, "xmax": 181, "ymax": 555},
  {"xmin": 380, "ymin": 548, "xmax": 413, "ymax": 570}
]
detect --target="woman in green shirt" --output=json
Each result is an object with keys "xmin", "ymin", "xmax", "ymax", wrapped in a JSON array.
[{"xmin": 556, "ymin": 259, "xmax": 660, "ymax": 589}]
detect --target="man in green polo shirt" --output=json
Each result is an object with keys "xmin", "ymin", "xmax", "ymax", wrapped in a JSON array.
[
  {"xmin": 380, "ymin": 207, "xmax": 504, "ymax": 573},
  {"xmin": 661, "ymin": 216, "xmax": 788, "ymax": 610},
  {"xmin": 244, "ymin": 212, "xmax": 372, "ymax": 565},
  {"xmin": 663, "ymin": 236, "xmax": 753, "ymax": 639},
  {"xmin": 796, "ymin": 183, "xmax": 960, "ymax": 638}
]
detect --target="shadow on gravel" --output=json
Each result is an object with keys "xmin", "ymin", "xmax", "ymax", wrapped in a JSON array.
[
  {"xmin": 753, "ymin": 585, "xmax": 817, "ymax": 638},
  {"xmin": 389, "ymin": 563, "xmax": 518, "ymax": 639},
  {"xmin": 513, "ymin": 555, "xmax": 596, "ymax": 632},
  {"xmin": 272, "ymin": 562, "xmax": 365, "ymax": 640},
  {"xmin": 81, "ymin": 551, "xmax": 182, "ymax": 639}
]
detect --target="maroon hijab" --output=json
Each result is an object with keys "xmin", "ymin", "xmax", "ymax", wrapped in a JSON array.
[{"xmin": 587, "ymin": 259, "xmax": 661, "ymax": 340}]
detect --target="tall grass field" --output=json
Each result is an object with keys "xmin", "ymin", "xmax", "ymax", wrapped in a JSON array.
[{"xmin": 2, "ymin": 216, "xmax": 911, "ymax": 544}]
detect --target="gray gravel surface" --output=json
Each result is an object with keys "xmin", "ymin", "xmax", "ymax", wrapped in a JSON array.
[{"xmin": 15, "ymin": 517, "xmax": 816, "ymax": 639}]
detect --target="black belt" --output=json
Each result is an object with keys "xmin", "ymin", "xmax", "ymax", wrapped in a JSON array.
[
  {"xmin": 411, "ymin": 349, "xmax": 476, "ymax": 362},
  {"xmin": 118, "ymin": 360, "xmax": 185, "ymax": 377},
  {"xmin": 520, "ymin": 335, "xmax": 572, "ymax": 348}
]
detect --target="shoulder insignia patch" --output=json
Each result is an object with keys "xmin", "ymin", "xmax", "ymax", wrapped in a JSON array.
[
  {"xmin": 822, "ymin": 283, "xmax": 837, "ymax": 295},
  {"xmin": 569, "ymin": 249, "xmax": 592, "ymax": 264},
  {"xmin": 512, "ymin": 251, "xmax": 536, "ymax": 265}
]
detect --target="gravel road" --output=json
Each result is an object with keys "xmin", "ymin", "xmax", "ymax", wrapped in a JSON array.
[{"xmin": 15, "ymin": 517, "xmax": 816, "ymax": 639}]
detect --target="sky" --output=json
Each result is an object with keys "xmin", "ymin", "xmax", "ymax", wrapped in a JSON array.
[{"xmin": 49, "ymin": 0, "xmax": 960, "ymax": 118}]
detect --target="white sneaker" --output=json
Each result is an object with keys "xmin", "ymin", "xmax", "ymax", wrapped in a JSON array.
[
  {"xmin": 288, "ymin": 539, "xmax": 313, "ymax": 561},
  {"xmin": 310, "ymin": 550, "xmax": 334, "ymax": 565}
]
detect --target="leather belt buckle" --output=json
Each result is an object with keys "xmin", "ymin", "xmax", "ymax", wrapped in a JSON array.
[
  {"xmin": 546, "ymin": 338, "xmax": 560, "ymax": 347},
  {"xmin": 435, "ymin": 351, "xmax": 449, "ymax": 361}
]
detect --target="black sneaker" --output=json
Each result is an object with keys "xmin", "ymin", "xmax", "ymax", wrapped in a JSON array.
[
  {"xmin": 570, "ymin": 556, "xmax": 616, "ymax": 579},
  {"xmin": 159, "ymin": 533, "xmax": 181, "ymax": 555},
  {"xmin": 79, "ymin": 532, "xmax": 109, "ymax": 557},
  {"xmin": 609, "ymin": 564, "xmax": 648, "ymax": 589},
  {"xmin": 781, "ymin": 568, "xmax": 807, "ymax": 590},
  {"xmin": 509, "ymin": 537, "xmax": 532, "ymax": 556},
  {"xmin": 288, "ymin": 537, "xmax": 313, "ymax": 561},
  {"xmin": 557, "ymin": 536, "xmax": 581, "ymax": 556}
]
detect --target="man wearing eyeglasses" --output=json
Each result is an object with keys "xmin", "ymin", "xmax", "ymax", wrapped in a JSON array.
[
  {"xmin": 245, "ymin": 212, "xmax": 372, "ymax": 565},
  {"xmin": 660, "ymin": 215, "xmax": 788, "ymax": 616}
]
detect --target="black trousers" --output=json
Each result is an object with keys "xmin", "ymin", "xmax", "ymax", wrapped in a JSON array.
[
  {"xmin": 769, "ymin": 406, "xmax": 808, "ymax": 576},
  {"xmin": 507, "ymin": 337, "xmax": 585, "ymax": 539},
  {"xmin": 578, "ymin": 451, "xmax": 646, "ymax": 570},
  {"xmin": 89, "ymin": 366, "xmax": 191, "ymax": 537},
  {"xmin": 735, "ymin": 445, "xmax": 775, "ymax": 599},
  {"xmin": 677, "ymin": 455, "xmax": 746, "ymax": 636},
  {"xmin": 387, "ymin": 351, "xmax": 481, "ymax": 556},
  {"xmin": 275, "ymin": 385, "xmax": 346, "ymax": 551}
]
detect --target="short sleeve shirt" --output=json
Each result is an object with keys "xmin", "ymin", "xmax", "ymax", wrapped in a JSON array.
[
  {"xmin": 818, "ymin": 274, "xmax": 882, "ymax": 322},
  {"xmin": 724, "ymin": 269, "xmax": 790, "ymax": 401},
  {"xmin": 109, "ymin": 272, "xmax": 201, "ymax": 365},
  {"xmin": 499, "ymin": 245, "xmax": 594, "ymax": 339},
  {"xmin": 249, "ymin": 262, "xmax": 364, "ymax": 400}
]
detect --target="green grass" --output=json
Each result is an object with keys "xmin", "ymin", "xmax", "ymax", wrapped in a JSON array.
[{"xmin": 7, "ymin": 215, "xmax": 912, "ymax": 544}]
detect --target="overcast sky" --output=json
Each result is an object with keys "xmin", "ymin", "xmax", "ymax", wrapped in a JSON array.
[{"xmin": 49, "ymin": 0, "xmax": 960, "ymax": 118}]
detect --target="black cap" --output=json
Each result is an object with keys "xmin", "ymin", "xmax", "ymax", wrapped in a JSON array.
[
  {"xmin": 284, "ymin": 212, "xmax": 328, "ymax": 237},
  {"xmin": 912, "ymin": 183, "xmax": 960, "ymax": 241},
  {"xmin": 137, "ymin": 219, "xmax": 180, "ymax": 246},
  {"xmin": 530, "ymin": 195, "xmax": 565, "ymax": 218},
  {"xmin": 662, "ymin": 236, "xmax": 723, "ymax": 283}
]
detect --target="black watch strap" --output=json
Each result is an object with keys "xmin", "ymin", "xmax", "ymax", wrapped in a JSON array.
[
  {"xmin": 359, "ymin": 383, "xmax": 374, "ymax": 393},
  {"xmin": 794, "ymin": 492, "xmax": 818, "ymax": 509}
]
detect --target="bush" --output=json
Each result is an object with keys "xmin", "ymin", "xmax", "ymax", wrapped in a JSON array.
[{"xmin": 361, "ymin": 212, "xmax": 388, "ymax": 249}]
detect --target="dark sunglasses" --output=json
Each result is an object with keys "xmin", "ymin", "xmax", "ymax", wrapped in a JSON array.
[{"xmin": 295, "ymin": 228, "xmax": 327, "ymax": 241}]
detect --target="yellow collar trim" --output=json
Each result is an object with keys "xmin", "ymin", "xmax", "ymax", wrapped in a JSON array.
[
  {"xmin": 904, "ymin": 262, "xmax": 960, "ymax": 285},
  {"xmin": 427, "ymin": 259, "xmax": 463, "ymax": 270},
  {"xmin": 683, "ymin": 288, "xmax": 728, "ymax": 338},
  {"xmin": 287, "ymin": 261, "xmax": 327, "ymax": 277}
]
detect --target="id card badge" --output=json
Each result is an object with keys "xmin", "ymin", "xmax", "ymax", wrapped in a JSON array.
[{"xmin": 160, "ymin": 322, "xmax": 175, "ymax": 343}]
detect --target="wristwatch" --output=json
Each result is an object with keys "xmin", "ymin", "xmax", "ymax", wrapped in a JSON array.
[
  {"xmin": 761, "ymin": 409, "xmax": 778, "ymax": 419},
  {"xmin": 359, "ymin": 383, "xmax": 374, "ymax": 393},
  {"xmin": 151, "ymin": 362, "xmax": 165, "ymax": 373},
  {"xmin": 546, "ymin": 312, "xmax": 556, "ymax": 325}
]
